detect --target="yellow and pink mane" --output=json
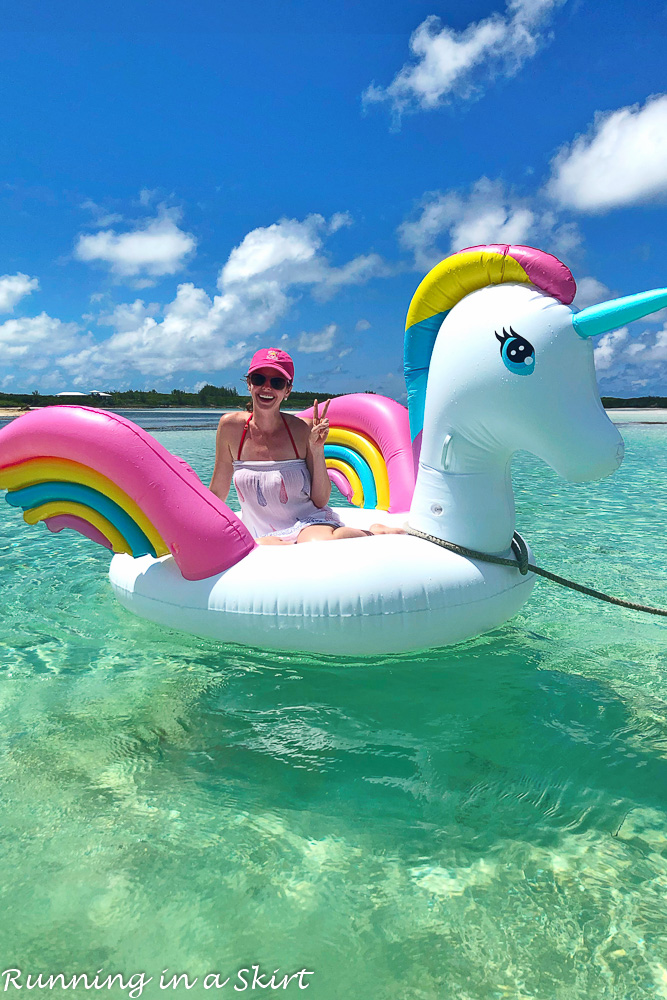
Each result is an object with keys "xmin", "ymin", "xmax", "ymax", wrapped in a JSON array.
[{"xmin": 404, "ymin": 244, "xmax": 576, "ymax": 462}]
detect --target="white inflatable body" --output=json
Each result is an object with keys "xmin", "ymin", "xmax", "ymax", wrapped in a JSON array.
[
  {"xmin": 108, "ymin": 270, "xmax": 632, "ymax": 656},
  {"xmin": 5, "ymin": 243, "xmax": 664, "ymax": 657},
  {"xmin": 109, "ymin": 508, "xmax": 535, "ymax": 656}
]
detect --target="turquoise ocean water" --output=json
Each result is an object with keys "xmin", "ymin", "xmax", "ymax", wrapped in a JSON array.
[{"xmin": 0, "ymin": 414, "xmax": 666, "ymax": 999}]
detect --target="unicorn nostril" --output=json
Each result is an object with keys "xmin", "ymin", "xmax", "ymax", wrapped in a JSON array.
[{"xmin": 616, "ymin": 441, "xmax": 625, "ymax": 464}]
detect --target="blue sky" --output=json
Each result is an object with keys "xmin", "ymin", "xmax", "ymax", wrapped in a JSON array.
[{"xmin": 1, "ymin": 0, "xmax": 667, "ymax": 398}]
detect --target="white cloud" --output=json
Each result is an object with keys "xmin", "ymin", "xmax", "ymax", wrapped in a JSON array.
[
  {"xmin": 59, "ymin": 282, "xmax": 256, "ymax": 384},
  {"xmin": 138, "ymin": 188, "xmax": 159, "ymax": 207},
  {"xmin": 221, "ymin": 216, "xmax": 322, "ymax": 285},
  {"xmin": 74, "ymin": 205, "xmax": 196, "ymax": 282},
  {"xmin": 329, "ymin": 211, "xmax": 353, "ymax": 233},
  {"xmin": 355, "ymin": 319, "xmax": 371, "ymax": 332},
  {"xmin": 399, "ymin": 178, "xmax": 580, "ymax": 271},
  {"xmin": 304, "ymin": 365, "xmax": 343, "ymax": 382},
  {"xmin": 573, "ymin": 277, "xmax": 611, "ymax": 309},
  {"xmin": 315, "ymin": 254, "xmax": 390, "ymax": 299},
  {"xmin": 594, "ymin": 327, "xmax": 629, "ymax": 372},
  {"xmin": 220, "ymin": 213, "xmax": 387, "ymax": 299},
  {"xmin": 608, "ymin": 323, "xmax": 667, "ymax": 366},
  {"xmin": 0, "ymin": 273, "xmax": 39, "ymax": 313},
  {"xmin": 0, "ymin": 313, "xmax": 82, "ymax": 368},
  {"xmin": 10, "ymin": 212, "xmax": 390, "ymax": 389},
  {"xmin": 363, "ymin": 0, "xmax": 564, "ymax": 120},
  {"xmin": 547, "ymin": 95, "xmax": 667, "ymax": 212},
  {"xmin": 298, "ymin": 323, "xmax": 337, "ymax": 354},
  {"xmin": 97, "ymin": 299, "xmax": 160, "ymax": 332},
  {"xmin": 593, "ymin": 320, "xmax": 667, "ymax": 395},
  {"xmin": 80, "ymin": 199, "xmax": 124, "ymax": 228},
  {"xmin": 645, "ymin": 328, "xmax": 667, "ymax": 363}
]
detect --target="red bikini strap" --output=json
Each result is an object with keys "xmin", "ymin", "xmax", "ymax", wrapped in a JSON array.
[
  {"xmin": 238, "ymin": 413, "xmax": 299, "ymax": 460},
  {"xmin": 281, "ymin": 414, "xmax": 300, "ymax": 459},
  {"xmin": 237, "ymin": 414, "xmax": 252, "ymax": 460}
]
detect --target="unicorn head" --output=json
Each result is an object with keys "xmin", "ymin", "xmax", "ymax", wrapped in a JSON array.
[{"xmin": 405, "ymin": 244, "xmax": 667, "ymax": 551}]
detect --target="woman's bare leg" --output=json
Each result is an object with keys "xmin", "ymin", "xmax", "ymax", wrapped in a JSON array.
[
  {"xmin": 257, "ymin": 535, "xmax": 291, "ymax": 545},
  {"xmin": 296, "ymin": 525, "xmax": 339, "ymax": 542},
  {"xmin": 297, "ymin": 524, "xmax": 366, "ymax": 542},
  {"xmin": 369, "ymin": 523, "xmax": 405, "ymax": 535},
  {"xmin": 296, "ymin": 523, "xmax": 405, "ymax": 543}
]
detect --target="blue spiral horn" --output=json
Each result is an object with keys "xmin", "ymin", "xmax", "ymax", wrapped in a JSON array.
[{"xmin": 573, "ymin": 288, "xmax": 667, "ymax": 339}]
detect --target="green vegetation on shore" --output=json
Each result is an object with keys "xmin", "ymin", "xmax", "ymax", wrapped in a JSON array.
[
  {"xmin": 1, "ymin": 388, "xmax": 666, "ymax": 412},
  {"xmin": 0, "ymin": 385, "xmax": 352, "ymax": 410},
  {"xmin": 600, "ymin": 396, "xmax": 667, "ymax": 408}
]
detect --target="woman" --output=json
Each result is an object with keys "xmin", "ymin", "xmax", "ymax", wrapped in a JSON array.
[{"xmin": 209, "ymin": 348, "xmax": 404, "ymax": 545}]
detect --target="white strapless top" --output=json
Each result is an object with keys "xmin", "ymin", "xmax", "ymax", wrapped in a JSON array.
[{"xmin": 232, "ymin": 459, "xmax": 341, "ymax": 541}]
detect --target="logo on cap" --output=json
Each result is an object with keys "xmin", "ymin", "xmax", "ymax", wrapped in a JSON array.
[{"xmin": 267, "ymin": 350, "xmax": 279, "ymax": 359}]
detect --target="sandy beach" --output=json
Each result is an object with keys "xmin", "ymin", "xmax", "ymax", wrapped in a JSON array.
[{"xmin": 607, "ymin": 408, "xmax": 667, "ymax": 423}]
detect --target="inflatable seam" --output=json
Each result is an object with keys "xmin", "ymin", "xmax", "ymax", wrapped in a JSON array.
[{"xmin": 111, "ymin": 572, "xmax": 533, "ymax": 618}]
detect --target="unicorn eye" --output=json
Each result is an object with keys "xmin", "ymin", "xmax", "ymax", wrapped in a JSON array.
[{"xmin": 495, "ymin": 327, "xmax": 535, "ymax": 377}]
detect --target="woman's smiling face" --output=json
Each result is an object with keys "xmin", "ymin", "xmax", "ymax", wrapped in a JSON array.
[{"xmin": 247, "ymin": 367, "xmax": 292, "ymax": 410}]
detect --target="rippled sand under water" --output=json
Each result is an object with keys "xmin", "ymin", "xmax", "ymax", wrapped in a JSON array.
[{"xmin": 0, "ymin": 424, "xmax": 666, "ymax": 999}]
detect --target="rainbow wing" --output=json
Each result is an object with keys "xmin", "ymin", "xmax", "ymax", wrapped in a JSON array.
[
  {"xmin": 0, "ymin": 407, "xmax": 255, "ymax": 580},
  {"xmin": 1, "ymin": 457, "xmax": 166, "ymax": 556},
  {"xmin": 298, "ymin": 394, "xmax": 414, "ymax": 513}
]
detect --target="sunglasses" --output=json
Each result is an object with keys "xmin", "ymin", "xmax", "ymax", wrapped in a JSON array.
[{"xmin": 248, "ymin": 373, "xmax": 290, "ymax": 390}]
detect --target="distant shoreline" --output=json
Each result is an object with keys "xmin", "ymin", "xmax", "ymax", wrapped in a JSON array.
[
  {"xmin": 0, "ymin": 406, "xmax": 247, "ymax": 418},
  {"xmin": 2, "ymin": 405, "xmax": 667, "ymax": 424},
  {"xmin": 0, "ymin": 399, "xmax": 667, "ymax": 423},
  {"xmin": 0, "ymin": 400, "xmax": 667, "ymax": 424}
]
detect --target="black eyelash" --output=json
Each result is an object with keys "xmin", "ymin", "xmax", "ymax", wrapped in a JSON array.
[{"xmin": 495, "ymin": 326, "xmax": 518, "ymax": 346}]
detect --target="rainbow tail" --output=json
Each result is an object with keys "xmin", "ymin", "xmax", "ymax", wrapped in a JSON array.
[
  {"xmin": 0, "ymin": 407, "xmax": 255, "ymax": 580},
  {"xmin": 298, "ymin": 394, "xmax": 415, "ymax": 512}
]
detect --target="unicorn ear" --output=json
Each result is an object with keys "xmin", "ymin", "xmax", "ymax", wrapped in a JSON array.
[{"xmin": 573, "ymin": 288, "xmax": 667, "ymax": 339}]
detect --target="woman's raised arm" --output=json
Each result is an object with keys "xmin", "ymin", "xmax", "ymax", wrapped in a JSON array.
[{"xmin": 305, "ymin": 398, "xmax": 332, "ymax": 509}]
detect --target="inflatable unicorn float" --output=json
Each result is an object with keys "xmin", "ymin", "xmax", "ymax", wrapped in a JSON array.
[{"xmin": 1, "ymin": 244, "xmax": 666, "ymax": 655}]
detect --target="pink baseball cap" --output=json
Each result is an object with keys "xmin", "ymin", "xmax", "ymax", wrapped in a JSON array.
[{"xmin": 247, "ymin": 348, "xmax": 294, "ymax": 381}]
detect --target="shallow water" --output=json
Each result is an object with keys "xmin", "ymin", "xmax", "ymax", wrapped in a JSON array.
[{"xmin": 0, "ymin": 424, "xmax": 666, "ymax": 999}]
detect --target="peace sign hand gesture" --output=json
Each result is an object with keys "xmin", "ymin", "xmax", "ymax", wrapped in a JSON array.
[{"xmin": 309, "ymin": 398, "xmax": 331, "ymax": 452}]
